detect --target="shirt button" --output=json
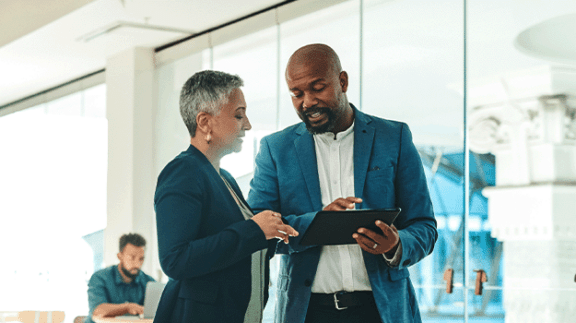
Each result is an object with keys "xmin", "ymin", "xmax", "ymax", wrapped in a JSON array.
[{"xmin": 304, "ymin": 279, "xmax": 312, "ymax": 287}]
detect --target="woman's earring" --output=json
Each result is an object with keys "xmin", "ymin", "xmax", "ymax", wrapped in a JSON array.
[{"xmin": 206, "ymin": 134, "xmax": 212, "ymax": 144}]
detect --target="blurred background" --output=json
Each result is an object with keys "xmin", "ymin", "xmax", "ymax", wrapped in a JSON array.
[{"xmin": 2, "ymin": 0, "xmax": 576, "ymax": 322}]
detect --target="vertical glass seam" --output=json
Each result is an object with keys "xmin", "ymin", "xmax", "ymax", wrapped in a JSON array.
[
  {"xmin": 276, "ymin": 9, "xmax": 282, "ymax": 131},
  {"xmin": 463, "ymin": 0, "xmax": 470, "ymax": 322}
]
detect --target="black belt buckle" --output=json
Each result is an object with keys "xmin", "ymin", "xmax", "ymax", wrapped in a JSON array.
[{"xmin": 333, "ymin": 291, "xmax": 348, "ymax": 310}]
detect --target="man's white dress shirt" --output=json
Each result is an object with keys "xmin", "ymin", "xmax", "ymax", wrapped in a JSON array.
[{"xmin": 311, "ymin": 122, "xmax": 401, "ymax": 294}]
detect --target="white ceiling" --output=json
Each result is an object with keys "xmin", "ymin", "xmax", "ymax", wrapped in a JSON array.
[
  {"xmin": 515, "ymin": 13, "xmax": 576, "ymax": 66},
  {"xmin": 0, "ymin": 0, "xmax": 284, "ymax": 107},
  {"xmin": 0, "ymin": 0, "xmax": 96, "ymax": 47},
  {"xmin": 2, "ymin": 0, "xmax": 576, "ymax": 110}
]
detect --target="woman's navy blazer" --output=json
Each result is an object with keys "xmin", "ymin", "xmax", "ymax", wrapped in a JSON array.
[{"xmin": 153, "ymin": 145, "xmax": 273, "ymax": 323}]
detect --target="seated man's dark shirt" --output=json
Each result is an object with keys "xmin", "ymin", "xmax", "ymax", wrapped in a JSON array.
[{"xmin": 86, "ymin": 265, "xmax": 155, "ymax": 323}]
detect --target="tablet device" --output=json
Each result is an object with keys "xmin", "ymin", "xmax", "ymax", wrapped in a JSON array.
[{"xmin": 299, "ymin": 208, "xmax": 401, "ymax": 246}]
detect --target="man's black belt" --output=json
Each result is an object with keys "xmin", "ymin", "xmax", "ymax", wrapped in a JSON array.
[{"xmin": 310, "ymin": 291, "xmax": 374, "ymax": 310}]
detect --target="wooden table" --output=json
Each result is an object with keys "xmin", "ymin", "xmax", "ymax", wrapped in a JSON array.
[
  {"xmin": 1, "ymin": 311, "xmax": 64, "ymax": 323},
  {"xmin": 0, "ymin": 312, "xmax": 19, "ymax": 322},
  {"xmin": 92, "ymin": 315, "xmax": 152, "ymax": 323}
]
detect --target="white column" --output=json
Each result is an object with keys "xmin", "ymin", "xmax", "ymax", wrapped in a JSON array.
[
  {"xmin": 468, "ymin": 66, "xmax": 576, "ymax": 322},
  {"xmin": 104, "ymin": 47, "xmax": 161, "ymax": 279}
]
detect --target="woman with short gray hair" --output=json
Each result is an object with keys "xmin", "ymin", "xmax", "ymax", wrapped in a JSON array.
[{"xmin": 153, "ymin": 70, "xmax": 298, "ymax": 323}]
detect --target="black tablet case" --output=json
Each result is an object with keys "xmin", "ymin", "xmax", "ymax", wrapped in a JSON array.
[{"xmin": 299, "ymin": 208, "xmax": 401, "ymax": 246}]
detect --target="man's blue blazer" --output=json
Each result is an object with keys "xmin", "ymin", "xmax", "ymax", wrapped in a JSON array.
[{"xmin": 247, "ymin": 107, "xmax": 437, "ymax": 323}]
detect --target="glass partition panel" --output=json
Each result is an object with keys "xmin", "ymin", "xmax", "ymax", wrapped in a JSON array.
[
  {"xmin": 213, "ymin": 27, "xmax": 279, "ymax": 182},
  {"xmin": 46, "ymin": 92, "xmax": 83, "ymax": 116},
  {"xmin": 83, "ymin": 84, "xmax": 107, "ymax": 118},
  {"xmin": 468, "ymin": 1, "xmax": 576, "ymax": 322},
  {"xmin": 154, "ymin": 51, "xmax": 205, "ymax": 174},
  {"xmin": 0, "ymin": 85, "xmax": 107, "ymax": 322},
  {"xmin": 363, "ymin": 0, "xmax": 465, "ymax": 320},
  {"xmin": 363, "ymin": 0, "xmax": 463, "ymax": 148}
]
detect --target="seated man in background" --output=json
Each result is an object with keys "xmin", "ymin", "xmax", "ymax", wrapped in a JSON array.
[{"xmin": 86, "ymin": 233, "xmax": 155, "ymax": 323}]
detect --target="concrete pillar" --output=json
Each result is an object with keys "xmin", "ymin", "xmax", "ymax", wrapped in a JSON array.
[
  {"xmin": 104, "ymin": 47, "xmax": 161, "ymax": 280},
  {"xmin": 468, "ymin": 66, "xmax": 576, "ymax": 322}
]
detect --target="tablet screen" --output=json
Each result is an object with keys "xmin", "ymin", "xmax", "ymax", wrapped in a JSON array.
[{"xmin": 299, "ymin": 208, "xmax": 401, "ymax": 246}]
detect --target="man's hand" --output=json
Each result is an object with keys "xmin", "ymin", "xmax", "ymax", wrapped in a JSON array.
[
  {"xmin": 353, "ymin": 220, "xmax": 399, "ymax": 256},
  {"xmin": 93, "ymin": 302, "xmax": 144, "ymax": 318},
  {"xmin": 252, "ymin": 210, "xmax": 299, "ymax": 244},
  {"xmin": 323, "ymin": 197, "xmax": 362, "ymax": 211},
  {"xmin": 125, "ymin": 303, "xmax": 144, "ymax": 315}
]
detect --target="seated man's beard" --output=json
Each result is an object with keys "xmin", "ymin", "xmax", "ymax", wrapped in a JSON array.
[
  {"xmin": 121, "ymin": 265, "xmax": 140, "ymax": 279},
  {"xmin": 303, "ymin": 107, "xmax": 337, "ymax": 134}
]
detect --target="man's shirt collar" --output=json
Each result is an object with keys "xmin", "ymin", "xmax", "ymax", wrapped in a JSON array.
[{"xmin": 314, "ymin": 120, "xmax": 355, "ymax": 142}]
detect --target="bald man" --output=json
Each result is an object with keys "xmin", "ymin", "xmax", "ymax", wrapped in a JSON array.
[{"xmin": 247, "ymin": 44, "xmax": 437, "ymax": 323}]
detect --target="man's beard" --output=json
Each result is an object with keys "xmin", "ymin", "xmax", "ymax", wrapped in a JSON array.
[
  {"xmin": 302, "ymin": 107, "xmax": 338, "ymax": 134},
  {"xmin": 121, "ymin": 265, "xmax": 140, "ymax": 279}
]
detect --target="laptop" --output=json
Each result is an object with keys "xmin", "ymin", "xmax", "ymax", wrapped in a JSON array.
[{"xmin": 116, "ymin": 281, "xmax": 166, "ymax": 320}]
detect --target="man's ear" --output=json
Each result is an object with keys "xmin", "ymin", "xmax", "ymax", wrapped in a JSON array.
[
  {"xmin": 339, "ymin": 71, "xmax": 349, "ymax": 93},
  {"xmin": 196, "ymin": 111, "xmax": 212, "ymax": 134},
  {"xmin": 117, "ymin": 252, "xmax": 122, "ymax": 262}
]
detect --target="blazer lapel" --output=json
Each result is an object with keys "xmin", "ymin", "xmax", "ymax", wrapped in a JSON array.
[
  {"xmin": 221, "ymin": 171, "xmax": 250, "ymax": 209},
  {"xmin": 216, "ymin": 169, "xmax": 248, "ymax": 222},
  {"xmin": 294, "ymin": 125, "xmax": 323, "ymax": 211},
  {"xmin": 353, "ymin": 107, "xmax": 375, "ymax": 201}
]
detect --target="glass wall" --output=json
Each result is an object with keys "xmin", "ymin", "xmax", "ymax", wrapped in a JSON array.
[
  {"xmin": 0, "ymin": 84, "xmax": 107, "ymax": 322},
  {"xmin": 154, "ymin": 0, "xmax": 576, "ymax": 321},
  {"xmin": 213, "ymin": 26, "xmax": 279, "ymax": 187},
  {"xmin": 362, "ymin": 0, "xmax": 466, "ymax": 321},
  {"xmin": 4, "ymin": 0, "xmax": 574, "ymax": 321},
  {"xmin": 466, "ymin": 1, "xmax": 576, "ymax": 322}
]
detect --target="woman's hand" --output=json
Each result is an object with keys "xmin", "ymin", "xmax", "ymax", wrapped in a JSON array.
[{"xmin": 251, "ymin": 210, "xmax": 298, "ymax": 244}]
